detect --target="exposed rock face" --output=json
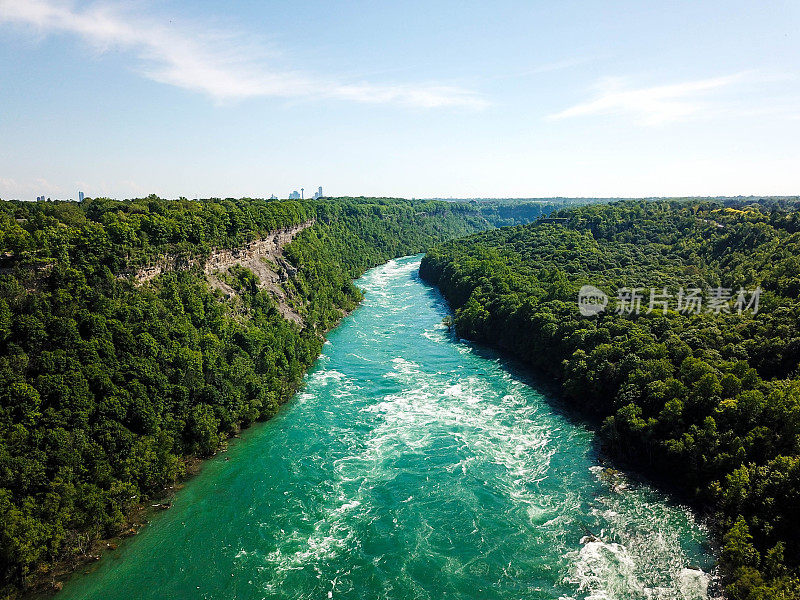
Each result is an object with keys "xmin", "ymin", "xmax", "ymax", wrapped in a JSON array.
[{"xmin": 133, "ymin": 219, "xmax": 314, "ymax": 325}]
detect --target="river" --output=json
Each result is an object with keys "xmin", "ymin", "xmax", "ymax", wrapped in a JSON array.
[{"xmin": 58, "ymin": 255, "xmax": 716, "ymax": 600}]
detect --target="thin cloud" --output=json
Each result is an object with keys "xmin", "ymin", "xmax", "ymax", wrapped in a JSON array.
[
  {"xmin": 548, "ymin": 72, "xmax": 754, "ymax": 125},
  {"xmin": 0, "ymin": 0, "xmax": 487, "ymax": 108},
  {"xmin": 0, "ymin": 176, "xmax": 64, "ymax": 198},
  {"xmin": 475, "ymin": 55, "xmax": 598, "ymax": 84}
]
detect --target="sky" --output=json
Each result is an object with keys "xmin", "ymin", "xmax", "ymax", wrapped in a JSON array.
[{"xmin": 0, "ymin": 0, "xmax": 798, "ymax": 200}]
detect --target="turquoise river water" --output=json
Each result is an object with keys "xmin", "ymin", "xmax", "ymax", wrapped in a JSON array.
[{"xmin": 58, "ymin": 256, "xmax": 716, "ymax": 600}]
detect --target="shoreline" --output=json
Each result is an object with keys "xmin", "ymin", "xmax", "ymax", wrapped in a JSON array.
[
  {"xmin": 418, "ymin": 267, "xmax": 727, "ymax": 595},
  {"xmin": 18, "ymin": 300, "xmax": 360, "ymax": 600},
  {"xmin": 21, "ymin": 451, "xmax": 215, "ymax": 598}
]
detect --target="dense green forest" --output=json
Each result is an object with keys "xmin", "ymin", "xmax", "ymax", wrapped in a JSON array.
[
  {"xmin": 420, "ymin": 200, "xmax": 800, "ymax": 599},
  {"xmin": 0, "ymin": 195, "xmax": 540, "ymax": 596},
  {"xmin": 426, "ymin": 198, "xmax": 612, "ymax": 227}
]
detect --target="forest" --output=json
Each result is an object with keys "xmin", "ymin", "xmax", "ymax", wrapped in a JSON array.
[
  {"xmin": 0, "ymin": 195, "xmax": 547, "ymax": 597},
  {"xmin": 420, "ymin": 200, "xmax": 800, "ymax": 599}
]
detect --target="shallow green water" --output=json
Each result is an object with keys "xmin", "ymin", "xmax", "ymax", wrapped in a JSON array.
[{"xmin": 59, "ymin": 256, "xmax": 716, "ymax": 600}]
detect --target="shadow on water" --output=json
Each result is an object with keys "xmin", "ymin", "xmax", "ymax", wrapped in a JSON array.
[
  {"xmin": 411, "ymin": 261, "xmax": 720, "ymax": 561},
  {"xmin": 411, "ymin": 264, "xmax": 597, "ymax": 425}
]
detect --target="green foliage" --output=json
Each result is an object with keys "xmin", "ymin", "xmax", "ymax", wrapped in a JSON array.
[
  {"xmin": 0, "ymin": 194, "xmax": 511, "ymax": 594},
  {"xmin": 420, "ymin": 199, "xmax": 800, "ymax": 599}
]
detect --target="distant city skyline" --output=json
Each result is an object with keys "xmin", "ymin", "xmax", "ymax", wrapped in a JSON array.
[{"xmin": 1, "ymin": 1, "xmax": 799, "ymax": 200}]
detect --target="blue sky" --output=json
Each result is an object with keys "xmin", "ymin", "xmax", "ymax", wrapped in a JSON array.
[{"xmin": 1, "ymin": 0, "xmax": 798, "ymax": 200}]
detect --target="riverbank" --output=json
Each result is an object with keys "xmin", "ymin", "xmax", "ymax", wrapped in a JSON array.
[
  {"xmin": 19, "ymin": 276, "xmax": 366, "ymax": 597},
  {"xmin": 19, "ymin": 449, "xmax": 223, "ymax": 597},
  {"xmin": 17, "ymin": 296, "xmax": 360, "ymax": 598},
  {"xmin": 418, "ymin": 200, "xmax": 800, "ymax": 598},
  {"xmin": 17, "ymin": 306, "xmax": 357, "ymax": 600}
]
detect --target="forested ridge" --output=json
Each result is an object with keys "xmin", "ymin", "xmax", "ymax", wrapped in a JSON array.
[
  {"xmin": 0, "ymin": 195, "xmax": 538, "ymax": 597},
  {"xmin": 420, "ymin": 200, "xmax": 800, "ymax": 599}
]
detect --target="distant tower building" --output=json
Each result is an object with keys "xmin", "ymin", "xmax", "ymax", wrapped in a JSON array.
[
  {"xmin": 313, "ymin": 186, "xmax": 323, "ymax": 199},
  {"xmin": 288, "ymin": 190, "xmax": 301, "ymax": 199},
  {"xmin": 269, "ymin": 194, "xmax": 278, "ymax": 200},
  {"xmin": 78, "ymin": 191, "xmax": 85, "ymax": 202},
  {"xmin": 301, "ymin": 187, "xmax": 304, "ymax": 200}
]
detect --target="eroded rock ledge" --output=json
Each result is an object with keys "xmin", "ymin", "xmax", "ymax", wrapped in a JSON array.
[{"xmin": 133, "ymin": 219, "xmax": 315, "ymax": 325}]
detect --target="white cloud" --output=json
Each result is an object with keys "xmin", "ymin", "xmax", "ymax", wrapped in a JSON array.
[
  {"xmin": 0, "ymin": 0, "xmax": 486, "ymax": 108},
  {"xmin": 548, "ymin": 72, "xmax": 754, "ymax": 125},
  {"xmin": 0, "ymin": 176, "xmax": 64, "ymax": 198}
]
